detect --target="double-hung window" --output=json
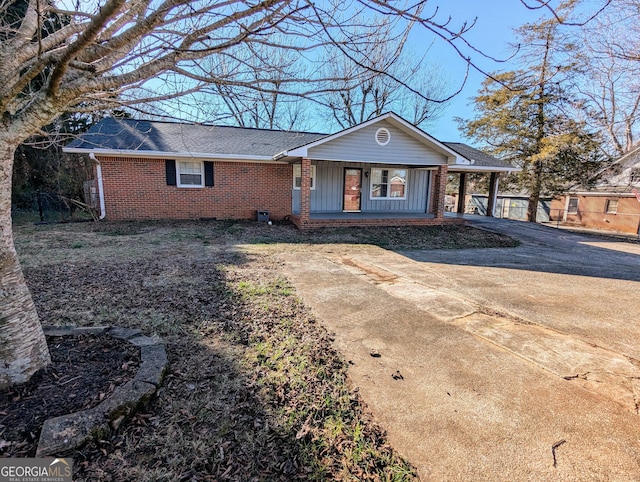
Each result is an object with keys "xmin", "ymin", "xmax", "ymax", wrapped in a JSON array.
[
  {"xmin": 567, "ymin": 197, "xmax": 579, "ymax": 214},
  {"xmin": 293, "ymin": 164, "xmax": 316, "ymax": 190},
  {"xmin": 166, "ymin": 160, "xmax": 213, "ymax": 187},
  {"xmin": 370, "ymin": 168, "xmax": 407, "ymax": 200},
  {"xmin": 177, "ymin": 161, "xmax": 204, "ymax": 187},
  {"xmin": 605, "ymin": 199, "xmax": 619, "ymax": 214}
]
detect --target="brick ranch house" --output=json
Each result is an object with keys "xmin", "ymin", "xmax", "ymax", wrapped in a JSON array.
[
  {"xmin": 63, "ymin": 112, "xmax": 517, "ymax": 229},
  {"xmin": 550, "ymin": 144, "xmax": 640, "ymax": 235}
]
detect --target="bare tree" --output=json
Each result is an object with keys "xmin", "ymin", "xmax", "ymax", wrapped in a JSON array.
[
  {"xmin": 202, "ymin": 39, "xmax": 308, "ymax": 130},
  {"xmin": 0, "ymin": 0, "xmax": 612, "ymax": 387},
  {"xmin": 591, "ymin": 0, "xmax": 640, "ymax": 62},
  {"xmin": 318, "ymin": 17, "xmax": 450, "ymax": 129},
  {"xmin": 570, "ymin": 1, "xmax": 640, "ymax": 156},
  {"xmin": 0, "ymin": 0, "xmax": 436, "ymax": 388}
]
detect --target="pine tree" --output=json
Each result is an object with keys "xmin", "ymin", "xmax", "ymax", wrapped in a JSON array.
[{"xmin": 461, "ymin": 14, "xmax": 604, "ymax": 222}]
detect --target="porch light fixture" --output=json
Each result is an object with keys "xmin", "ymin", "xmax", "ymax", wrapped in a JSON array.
[{"xmin": 375, "ymin": 127, "xmax": 390, "ymax": 146}]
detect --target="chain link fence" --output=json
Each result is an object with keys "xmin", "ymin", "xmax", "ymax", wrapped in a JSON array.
[
  {"xmin": 546, "ymin": 208, "xmax": 640, "ymax": 237},
  {"xmin": 13, "ymin": 190, "xmax": 97, "ymax": 224}
]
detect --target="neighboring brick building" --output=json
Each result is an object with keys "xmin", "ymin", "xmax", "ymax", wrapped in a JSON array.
[
  {"xmin": 550, "ymin": 146, "xmax": 640, "ymax": 235},
  {"xmin": 64, "ymin": 113, "xmax": 516, "ymax": 229}
]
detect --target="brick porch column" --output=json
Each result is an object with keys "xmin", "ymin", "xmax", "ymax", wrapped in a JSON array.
[
  {"xmin": 487, "ymin": 172, "xmax": 500, "ymax": 217},
  {"xmin": 456, "ymin": 172, "xmax": 467, "ymax": 214},
  {"xmin": 299, "ymin": 158, "xmax": 311, "ymax": 225},
  {"xmin": 434, "ymin": 165, "xmax": 448, "ymax": 219}
]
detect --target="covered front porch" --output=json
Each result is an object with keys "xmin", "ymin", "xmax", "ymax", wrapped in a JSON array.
[
  {"xmin": 291, "ymin": 157, "xmax": 454, "ymax": 229},
  {"xmin": 278, "ymin": 113, "xmax": 513, "ymax": 230},
  {"xmin": 290, "ymin": 159, "xmax": 501, "ymax": 230}
]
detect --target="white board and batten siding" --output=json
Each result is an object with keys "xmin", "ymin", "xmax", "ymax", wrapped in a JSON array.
[
  {"xmin": 292, "ymin": 161, "xmax": 432, "ymax": 214},
  {"xmin": 306, "ymin": 121, "xmax": 449, "ymax": 166}
]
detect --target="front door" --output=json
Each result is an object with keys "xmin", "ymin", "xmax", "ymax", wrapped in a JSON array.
[{"xmin": 343, "ymin": 168, "xmax": 362, "ymax": 212}]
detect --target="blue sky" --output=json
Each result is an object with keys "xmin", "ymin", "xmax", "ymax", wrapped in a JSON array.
[
  {"xmin": 139, "ymin": 0, "xmax": 607, "ymax": 143},
  {"xmin": 418, "ymin": 0, "xmax": 545, "ymax": 142}
]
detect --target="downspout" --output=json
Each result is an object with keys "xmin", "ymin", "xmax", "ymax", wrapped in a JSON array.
[
  {"xmin": 488, "ymin": 172, "xmax": 500, "ymax": 217},
  {"xmin": 425, "ymin": 170, "xmax": 432, "ymax": 214},
  {"xmin": 89, "ymin": 153, "xmax": 106, "ymax": 220}
]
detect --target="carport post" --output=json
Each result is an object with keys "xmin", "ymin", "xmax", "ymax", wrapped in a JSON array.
[
  {"xmin": 457, "ymin": 172, "xmax": 467, "ymax": 214},
  {"xmin": 299, "ymin": 158, "xmax": 311, "ymax": 226},
  {"xmin": 487, "ymin": 172, "xmax": 499, "ymax": 217}
]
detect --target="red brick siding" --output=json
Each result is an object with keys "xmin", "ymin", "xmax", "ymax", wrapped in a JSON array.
[
  {"xmin": 552, "ymin": 194, "xmax": 640, "ymax": 235},
  {"xmin": 549, "ymin": 197, "xmax": 565, "ymax": 222},
  {"xmin": 429, "ymin": 172, "xmax": 436, "ymax": 214},
  {"xmin": 435, "ymin": 165, "xmax": 448, "ymax": 218},
  {"xmin": 98, "ymin": 156, "xmax": 292, "ymax": 221},
  {"xmin": 427, "ymin": 166, "xmax": 447, "ymax": 217},
  {"xmin": 299, "ymin": 158, "xmax": 311, "ymax": 223}
]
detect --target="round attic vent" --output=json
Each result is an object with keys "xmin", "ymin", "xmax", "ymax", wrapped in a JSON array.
[{"xmin": 375, "ymin": 127, "xmax": 390, "ymax": 146}]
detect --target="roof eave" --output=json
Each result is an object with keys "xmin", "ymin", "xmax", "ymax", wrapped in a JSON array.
[
  {"xmin": 448, "ymin": 165, "xmax": 520, "ymax": 172},
  {"xmin": 63, "ymin": 147, "xmax": 280, "ymax": 163},
  {"xmin": 567, "ymin": 191, "xmax": 638, "ymax": 197},
  {"xmin": 609, "ymin": 144, "xmax": 640, "ymax": 167}
]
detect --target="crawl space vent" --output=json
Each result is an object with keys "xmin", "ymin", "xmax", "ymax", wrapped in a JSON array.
[{"xmin": 375, "ymin": 127, "xmax": 391, "ymax": 146}]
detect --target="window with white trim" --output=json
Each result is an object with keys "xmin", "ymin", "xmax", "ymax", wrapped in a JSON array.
[
  {"xmin": 370, "ymin": 168, "xmax": 407, "ymax": 200},
  {"xmin": 177, "ymin": 161, "xmax": 204, "ymax": 187},
  {"xmin": 293, "ymin": 164, "xmax": 316, "ymax": 190},
  {"xmin": 567, "ymin": 197, "xmax": 579, "ymax": 214},
  {"xmin": 605, "ymin": 199, "xmax": 619, "ymax": 214}
]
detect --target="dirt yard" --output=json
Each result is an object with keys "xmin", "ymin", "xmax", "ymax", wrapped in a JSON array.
[{"xmin": 8, "ymin": 220, "xmax": 515, "ymax": 481}]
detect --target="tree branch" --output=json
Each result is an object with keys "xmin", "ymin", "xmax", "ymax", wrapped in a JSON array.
[{"xmin": 48, "ymin": 0, "xmax": 128, "ymax": 96}]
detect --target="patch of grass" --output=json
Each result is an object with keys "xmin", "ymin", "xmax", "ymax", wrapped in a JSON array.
[
  {"xmin": 15, "ymin": 220, "xmax": 417, "ymax": 480},
  {"xmin": 225, "ymin": 264, "xmax": 415, "ymax": 480},
  {"xmin": 236, "ymin": 278, "xmax": 293, "ymax": 298}
]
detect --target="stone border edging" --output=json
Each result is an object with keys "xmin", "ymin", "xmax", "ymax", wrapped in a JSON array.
[{"xmin": 35, "ymin": 325, "xmax": 167, "ymax": 457}]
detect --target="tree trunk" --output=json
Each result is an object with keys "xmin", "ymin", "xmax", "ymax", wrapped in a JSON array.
[
  {"xmin": 0, "ymin": 135, "xmax": 50, "ymax": 389},
  {"xmin": 528, "ymin": 160, "xmax": 544, "ymax": 223},
  {"xmin": 527, "ymin": 190, "xmax": 540, "ymax": 223}
]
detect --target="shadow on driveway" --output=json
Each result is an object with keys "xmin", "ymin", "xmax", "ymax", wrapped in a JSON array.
[{"xmin": 403, "ymin": 215, "xmax": 640, "ymax": 282}]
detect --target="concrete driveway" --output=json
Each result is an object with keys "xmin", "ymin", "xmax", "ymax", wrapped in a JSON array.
[{"xmin": 274, "ymin": 217, "xmax": 640, "ymax": 480}]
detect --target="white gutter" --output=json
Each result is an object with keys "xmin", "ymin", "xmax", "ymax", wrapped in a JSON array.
[
  {"xmin": 490, "ymin": 175, "xmax": 500, "ymax": 217},
  {"xmin": 89, "ymin": 153, "xmax": 106, "ymax": 220},
  {"xmin": 64, "ymin": 147, "xmax": 279, "ymax": 163},
  {"xmin": 568, "ymin": 191, "xmax": 638, "ymax": 197},
  {"xmin": 448, "ymin": 165, "xmax": 519, "ymax": 173}
]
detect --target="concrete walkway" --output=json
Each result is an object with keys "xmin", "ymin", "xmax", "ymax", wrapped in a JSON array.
[{"xmin": 271, "ymin": 217, "xmax": 640, "ymax": 480}]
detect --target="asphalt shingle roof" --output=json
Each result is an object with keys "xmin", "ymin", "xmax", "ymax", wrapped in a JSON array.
[
  {"xmin": 66, "ymin": 117, "xmax": 328, "ymax": 157},
  {"xmin": 442, "ymin": 142, "xmax": 514, "ymax": 169},
  {"xmin": 67, "ymin": 117, "xmax": 512, "ymax": 170}
]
